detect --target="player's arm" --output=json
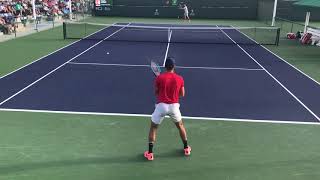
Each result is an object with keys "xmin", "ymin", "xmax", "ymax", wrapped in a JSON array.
[
  {"xmin": 155, "ymin": 78, "xmax": 159, "ymax": 96},
  {"xmin": 179, "ymin": 77, "xmax": 185, "ymax": 97},
  {"xmin": 179, "ymin": 86, "xmax": 185, "ymax": 97}
]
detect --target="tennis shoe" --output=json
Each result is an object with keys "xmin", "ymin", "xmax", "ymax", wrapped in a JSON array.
[
  {"xmin": 144, "ymin": 151, "xmax": 154, "ymax": 161},
  {"xmin": 184, "ymin": 146, "xmax": 191, "ymax": 156}
]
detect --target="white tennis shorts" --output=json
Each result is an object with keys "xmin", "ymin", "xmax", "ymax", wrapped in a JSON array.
[{"xmin": 151, "ymin": 103, "xmax": 182, "ymax": 124}]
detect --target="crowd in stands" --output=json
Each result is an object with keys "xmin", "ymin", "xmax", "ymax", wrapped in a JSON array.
[{"xmin": 0, "ymin": 0, "xmax": 87, "ymax": 34}]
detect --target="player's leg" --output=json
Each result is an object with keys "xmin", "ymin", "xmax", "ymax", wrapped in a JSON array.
[
  {"xmin": 175, "ymin": 121, "xmax": 188, "ymax": 147},
  {"xmin": 175, "ymin": 120, "xmax": 191, "ymax": 155},
  {"xmin": 145, "ymin": 103, "xmax": 167, "ymax": 160},
  {"xmin": 187, "ymin": 15, "xmax": 191, "ymax": 22},
  {"xmin": 169, "ymin": 104, "xmax": 191, "ymax": 156},
  {"xmin": 148, "ymin": 121, "xmax": 158, "ymax": 152}
]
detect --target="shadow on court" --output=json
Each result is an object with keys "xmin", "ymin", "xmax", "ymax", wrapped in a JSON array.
[
  {"xmin": 0, "ymin": 149, "xmax": 193, "ymax": 175},
  {"xmin": 156, "ymin": 149, "xmax": 186, "ymax": 158},
  {"xmin": 1, "ymin": 154, "xmax": 320, "ymax": 177},
  {"xmin": 0, "ymin": 154, "xmax": 147, "ymax": 175},
  {"xmin": 0, "ymin": 149, "xmax": 192, "ymax": 174}
]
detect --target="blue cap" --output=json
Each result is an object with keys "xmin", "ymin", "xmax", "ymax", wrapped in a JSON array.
[{"xmin": 165, "ymin": 57, "xmax": 175, "ymax": 68}]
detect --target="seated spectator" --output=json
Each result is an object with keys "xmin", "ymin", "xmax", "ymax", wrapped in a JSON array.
[
  {"xmin": 0, "ymin": 3, "xmax": 6, "ymax": 13},
  {"xmin": 0, "ymin": 17, "xmax": 4, "ymax": 33},
  {"xmin": 0, "ymin": 16, "xmax": 11, "ymax": 34},
  {"xmin": 0, "ymin": 0, "xmax": 90, "ymax": 35}
]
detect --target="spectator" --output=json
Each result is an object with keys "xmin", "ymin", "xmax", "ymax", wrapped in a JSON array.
[
  {"xmin": 0, "ymin": 16, "xmax": 12, "ymax": 34},
  {"xmin": 0, "ymin": 0, "xmax": 89, "ymax": 35},
  {"xmin": 0, "ymin": 3, "xmax": 5, "ymax": 13},
  {"xmin": 15, "ymin": 2, "xmax": 23, "ymax": 16},
  {"xmin": 0, "ymin": 16, "xmax": 5, "ymax": 33}
]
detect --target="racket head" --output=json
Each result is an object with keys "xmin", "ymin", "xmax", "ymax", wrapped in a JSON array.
[{"xmin": 150, "ymin": 61, "xmax": 161, "ymax": 76}]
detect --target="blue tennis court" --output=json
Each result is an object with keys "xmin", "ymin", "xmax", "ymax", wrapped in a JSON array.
[{"xmin": 0, "ymin": 23, "xmax": 319, "ymax": 123}]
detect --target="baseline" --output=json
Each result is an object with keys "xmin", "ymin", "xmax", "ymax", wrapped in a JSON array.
[{"xmin": 0, "ymin": 108, "xmax": 319, "ymax": 126}]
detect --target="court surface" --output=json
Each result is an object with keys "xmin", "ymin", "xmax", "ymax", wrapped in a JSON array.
[{"xmin": 0, "ymin": 23, "xmax": 320, "ymax": 123}]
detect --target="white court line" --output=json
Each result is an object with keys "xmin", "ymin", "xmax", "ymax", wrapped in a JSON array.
[
  {"xmin": 175, "ymin": 66, "xmax": 263, "ymax": 71},
  {"xmin": 68, "ymin": 62, "xmax": 150, "ymax": 67},
  {"xmin": 218, "ymin": 26, "xmax": 320, "ymax": 121},
  {"xmin": 68, "ymin": 62, "xmax": 264, "ymax": 71},
  {"xmin": 0, "ymin": 23, "xmax": 131, "ymax": 107},
  {"xmin": 122, "ymin": 29, "xmax": 168, "ymax": 32},
  {"xmin": 230, "ymin": 25, "xmax": 320, "ymax": 86},
  {"xmin": 0, "ymin": 23, "xmax": 117, "ymax": 80},
  {"xmin": 0, "ymin": 146, "xmax": 52, "ymax": 149},
  {"xmin": 122, "ymin": 29, "xmax": 222, "ymax": 33},
  {"xmin": 0, "ymin": 108, "xmax": 319, "ymax": 125},
  {"xmin": 163, "ymin": 29, "xmax": 172, "ymax": 67},
  {"xmin": 173, "ymin": 30, "xmax": 222, "ymax": 33}
]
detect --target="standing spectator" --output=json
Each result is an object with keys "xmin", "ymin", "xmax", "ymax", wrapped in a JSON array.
[{"xmin": 15, "ymin": 2, "xmax": 23, "ymax": 16}]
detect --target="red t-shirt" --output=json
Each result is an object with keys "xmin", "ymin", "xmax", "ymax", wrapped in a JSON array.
[{"xmin": 155, "ymin": 72, "xmax": 184, "ymax": 104}]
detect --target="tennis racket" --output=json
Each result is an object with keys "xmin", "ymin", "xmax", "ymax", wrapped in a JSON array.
[{"xmin": 150, "ymin": 61, "xmax": 162, "ymax": 76}]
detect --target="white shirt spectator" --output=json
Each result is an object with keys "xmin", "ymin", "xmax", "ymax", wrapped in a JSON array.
[{"xmin": 0, "ymin": 4, "xmax": 5, "ymax": 12}]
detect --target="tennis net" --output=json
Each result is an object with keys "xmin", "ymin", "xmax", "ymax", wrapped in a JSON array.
[{"xmin": 63, "ymin": 22, "xmax": 280, "ymax": 45}]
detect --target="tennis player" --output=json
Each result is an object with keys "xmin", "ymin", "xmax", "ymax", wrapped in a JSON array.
[
  {"xmin": 183, "ymin": 4, "xmax": 190, "ymax": 22},
  {"xmin": 144, "ymin": 57, "xmax": 191, "ymax": 161}
]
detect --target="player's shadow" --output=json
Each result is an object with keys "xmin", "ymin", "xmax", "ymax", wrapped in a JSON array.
[
  {"xmin": 0, "ymin": 154, "xmax": 148, "ymax": 175},
  {"xmin": 156, "ymin": 149, "xmax": 185, "ymax": 158},
  {"xmin": 0, "ymin": 149, "xmax": 189, "ymax": 175}
]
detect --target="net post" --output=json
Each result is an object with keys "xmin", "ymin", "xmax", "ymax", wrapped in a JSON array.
[
  {"xmin": 63, "ymin": 22, "xmax": 66, "ymax": 39},
  {"xmin": 276, "ymin": 28, "xmax": 280, "ymax": 46}
]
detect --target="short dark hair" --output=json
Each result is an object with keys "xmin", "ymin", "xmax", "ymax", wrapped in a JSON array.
[{"xmin": 165, "ymin": 57, "xmax": 175, "ymax": 70}]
